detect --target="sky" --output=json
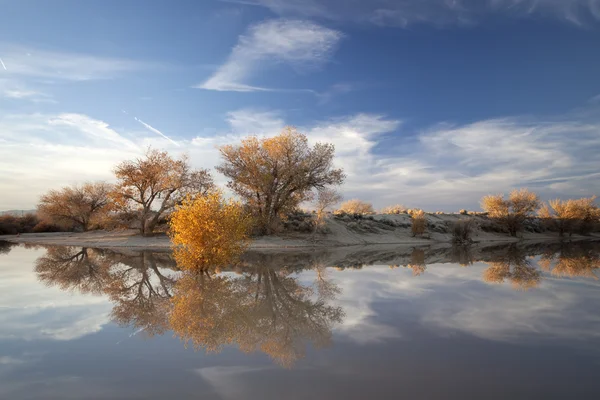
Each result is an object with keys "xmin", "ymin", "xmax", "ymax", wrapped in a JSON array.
[{"xmin": 1, "ymin": 0, "xmax": 600, "ymax": 211}]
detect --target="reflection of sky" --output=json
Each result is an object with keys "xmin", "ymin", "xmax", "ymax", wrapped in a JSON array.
[{"xmin": 1, "ymin": 244, "xmax": 600, "ymax": 399}]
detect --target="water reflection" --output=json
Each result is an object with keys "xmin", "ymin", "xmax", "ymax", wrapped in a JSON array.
[{"xmin": 21, "ymin": 240, "xmax": 600, "ymax": 367}]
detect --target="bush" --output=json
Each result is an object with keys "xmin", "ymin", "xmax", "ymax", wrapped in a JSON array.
[
  {"xmin": 411, "ymin": 210, "xmax": 427, "ymax": 237},
  {"xmin": 381, "ymin": 204, "xmax": 407, "ymax": 214},
  {"xmin": 32, "ymin": 221, "xmax": 63, "ymax": 233},
  {"xmin": 481, "ymin": 188, "xmax": 540, "ymax": 237},
  {"xmin": 538, "ymin": 196, "xmax": 600, "ymax": 236},
  {"xmin": 0, "ymin": 214, "xmax": 53, "ymax": 235},
  {"xmin": 459, "ymin": 209, "xmax": 469, "ymax": 215},
  {"xmin": 336, "ymin": 199, "xmax": 374, "ymax": 215},
  {"xmin": 451, "ymin": 219, "xmax": 475, "ymax": 244}
]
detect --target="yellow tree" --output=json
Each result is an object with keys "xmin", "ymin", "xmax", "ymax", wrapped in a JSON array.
[
  {"xmin": 217, "ymin": 128, "xmax": 345, "ymax": 234},
  {"xmin": 111, "ymin": 148, "xmax": 214, "ymax": 236},
  {"xmin": 481, "ymin": 188, "xmax": 540, "ymax": 236},
  {"xmin": 169, "ymin": 191, "xmax": 252, "ymax": 272},
  {"xmin": 38, "ymin": 182, "xmax": 112, "ymax": 231},
  {"xmin": 313, "ymin": 188, "xmax": 342, "ymax": 232}
]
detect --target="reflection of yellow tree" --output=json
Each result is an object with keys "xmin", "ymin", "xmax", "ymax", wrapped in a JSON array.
[
  {"xmin": 483, "ymin": 246, "xmax": 541, "ymax": 290},
  {"xmin": 539, "ymin": 245, "xmax": 600, "ymax": 280},
  {"xmin": 35, "ymin": 246, "xmax": 113, "ymax": 294},
  {"xmin": 170, "ymin": 266, "xmax": 344, "ymax": 368},
  {"xmin": 405, "ymin": 248, "xmax": 426, "ymax": 276}
]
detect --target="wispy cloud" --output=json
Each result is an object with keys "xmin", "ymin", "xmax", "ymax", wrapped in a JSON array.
[
  {"xmin": 196, "ymin": 19, "xmax": 342, "ymax": 92},
  {"xmin": 232, "ymin": 0, "xmax": 600, "ymax": 27},
  {"xmin": 0, "ymin": 58, "xmax": 6, "ymax": 70},
  {"xmin": 0, "ymin": 79, "xmax": 56, "ymax": 103},
  {"xmin": 0, "ymin": 44, "xmax": 147, "ymax": 81},
  {"xmin": 133, "ymin": 116, "xmax": 180, "ymax": 146}
]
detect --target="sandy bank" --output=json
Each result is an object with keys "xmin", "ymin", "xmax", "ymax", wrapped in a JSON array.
[{"xmin": 2, "ymin": 212, "xmax": 598, "ymax": 251}]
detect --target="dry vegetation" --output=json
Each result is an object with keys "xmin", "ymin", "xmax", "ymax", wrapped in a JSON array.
[
  {"xmin": 538, "ymin": 196, "xmax": 600, "ymax": 236},
  {"xmin": 411, "ymin": 210, "xmax": 427, "ymax": 237},
  {"xmin": 0, "ymin": 213, "xmax": 63, "ymax": 235},
  {"xmin": 336, "ymin": 199, "xmax": 374, "ymax": 215},
  {"xmin": 451, "ymin": 219, "xmax": 475, "ymax": 244},
  {"xmin": 481, "ymin": 188, "xmax": 541, "ymax": 236}
]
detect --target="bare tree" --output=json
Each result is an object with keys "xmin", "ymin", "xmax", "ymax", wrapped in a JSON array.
[
  {"xmin": 111, "ymin": 148, "xmax": 214, "ymax": 236},
  {"xmin": 216, "ymin": 127, "xmax": 345, "ymax": 234},
  {"xmin": 38, "ymin": 182, "xmax": 112, "ymax": 231},
  {"xmin": 313, "ymin": 188, "xmax": 342, "ymax": 232}
]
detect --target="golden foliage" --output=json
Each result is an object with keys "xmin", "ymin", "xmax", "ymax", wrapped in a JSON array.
[
  {"xmin": 38, "ymin": 181, "xmax": 112, "ymax": 231},
  {"xmin": 168, "ymin": 191, "xmax": 252, "ymax": 272},
  {"xmin": 314, "ymin": 188, "xmax": 342, "ymax": 229},
  {"xmin": 482, "ymin": 246, "xmax": 541, "ymax": 290},
  {"xmin": 217, "ymin": 127, "xmax": 345, "ymax": 234},
  {"xmin": 111, "ymin": 148, "xmax": 214, "ymax": 236},
  {"xmin": 411, "ymin": 209, "xmax": 427, "ymax": 237},
  {"xmin": 380, "ymin": 204, "xmax": 407, "ymax": 214},
  {"xmin": 336, "ymin": 199, "xmax": 374, "ymax": 215},
  {"xmin": 481, "ymin": 188, "xmax": 540, "ymax": 236}
]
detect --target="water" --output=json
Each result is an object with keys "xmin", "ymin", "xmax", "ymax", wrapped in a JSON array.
[{"xmin": 1, "ymin": 240, "xmax": 599, "ymax": 399}]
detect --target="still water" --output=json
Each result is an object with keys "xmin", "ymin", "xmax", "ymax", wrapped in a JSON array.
[{"xmin": 0, "ymin": 240, "xmax": 599, "ymax": 399}]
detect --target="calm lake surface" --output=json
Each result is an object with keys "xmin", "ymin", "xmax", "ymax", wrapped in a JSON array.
[{"xmin": 1, "ymin": 240, "xmax": 599, "ymax": 399}]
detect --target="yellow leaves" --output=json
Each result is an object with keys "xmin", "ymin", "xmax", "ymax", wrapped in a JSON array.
[{"xmin": 168, "ymin": 191, "xmax": 252, "ymax": 272}]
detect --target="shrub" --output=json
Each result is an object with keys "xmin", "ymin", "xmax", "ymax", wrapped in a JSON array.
[
  {"xmin": 451, "ymin": 219, "xmax": 475, "ymax": 244},
  {"xmin": 481, "ymin": 188, "xmax": 540, "ymax": 237},
  {"xmin": 0, "ymin": 214, "xmax": 55, "ymax": 235},
  {"xmin": 459, "ymin": 209, "xmax": 469, "ymax": 215},
  {"xmin": 32, "ymin": 221, "xmax": 64, "ymax": 233},
  {"xmin": 538, "ymin": 196, "xmax": 600, "ymax": 236},
  {"xmin": 411, "ymin": 210, "xmax": 427, "ymax": 237},
  {"xmin": 337, "ymin": 199, "xmax": 374, "ymax": 215},
  {"xmin": 381, "ymin": 204, "xmax": 407, "ymax": 214},
  {"xmin": 169, "ymin": 191, "xmax": 252, "ymax": 272}
]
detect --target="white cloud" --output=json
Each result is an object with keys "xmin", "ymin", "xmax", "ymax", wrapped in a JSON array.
[
  {"xmin": 234, "ymin": 0, "xmax": 600, "ymax": 26},
  {"xmin": 0, "ymin": 79, "xmax": 55, "ymax": 103},
  {"xmin": 197, "ymin": 19, "xmax": 342, "ymax": 92},
  {"xmin": 0, "ymin": 44, "xmax": 147, "ymax": 81}
]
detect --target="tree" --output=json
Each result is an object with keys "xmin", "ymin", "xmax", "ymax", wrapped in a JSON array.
[
  {"xmin": 38, "ymin": 182, "xmax": 112, "ymax": 231},
  {"xmin": 169, "ymin": 191, "xmax": 252, "ymax": 272},
  {"xmin": 539, "ymin": 198, "xmax": 581, "ymax": 237},
  {"xmin": 216, "ymin": 128, "xmax": 345, "ymax": 234},
  {"xmin": 111, "ymin": 148, "xmax": 214, "ymax": 236},
  {"xmin": 411, "ymin": 209, "xmax": 427, "ymax": 237},
  {"xmin": 336, "ymin": 199, "xmax": 374, "ymax": 215},
  {"xmin": 313, "ymin": 188, "xmax": 342, "ymax": 232},
  {"xmin": 481, "ymin": 188, "xmax": 540, "ymax": 237},
  {"xmin": 482, "ymin": 245, "xmax": 541, "ymax": 290}
]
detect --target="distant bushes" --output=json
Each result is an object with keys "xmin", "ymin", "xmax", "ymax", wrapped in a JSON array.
[
  {"xmin": 0, "ymin": 214, "xmax": 63, "ymax": 235},
  {"xmin": 381, "ymin": 204, "xmax": 407, "ymax": 215},
  {"xmin": 336, "ymin": 199, "xmax": 374, "ymax": 215}
]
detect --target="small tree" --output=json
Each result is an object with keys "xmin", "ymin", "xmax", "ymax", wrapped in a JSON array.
[
  {"xmin": 337, "ymin": 199, "xmax": 374, "ymax": 215},
  {"xmin": 381, "ymin": 204, "xmax": 407, "ymax": 214},
  {"xmin": 313, "ymin": 189, "xmax": 342, "ymax": 232},
  {"xmin": 481, "ymin": 188, "xmax": 540, "ymax": 237},
  {"xmin": 169, "ymin": 191, "xmax": 252, "ymax": 272},
  {"xmin": 451, "ymin": 218, "xmax": 475, "ymax": 244},
  {"xmin": 38, "ymin": 182, "xmax": 112, "ymax": 231},
  {"xmin": 216, "ymin": 128, "xmax": 345, "ymax": 234},
  {"xmin": 111, "ymin": 148, "xmax": 214, "ymax": 236},
  {"xmin": 538, "ymin": 199, "xmax": 581, "ymax": 237},
  {"xmin": 411, "ymin": 210, "xmax": 427, "ymax": 237}
]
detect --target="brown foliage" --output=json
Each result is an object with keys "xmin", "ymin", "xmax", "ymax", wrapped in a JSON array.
[
  {"xmin": 38, "ymin": 181, "xmax": 112, "ymax": 231},
  {"xmin": 481, "ymin": 188, "xmax": 540, "ymax": 236},
  {"xmin": 0, "ymin": 213, "xmax": 62, "ymax": 235},
  {"xmin": 216, "ymin": 127, "xmax": 345, "ymax": 234},
  {"xmin": 111, "ymin": 148, "xmax": 214, "ymax": 236},
  {"xmin": 337, "ymin": 199, "xmax": 374, "ymax": 215},
  {"xmin": 411, "ymin": 209, "xmax": 427, "ymax": 237}
]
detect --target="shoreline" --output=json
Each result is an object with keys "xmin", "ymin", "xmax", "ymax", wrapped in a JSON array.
[{"xmin": 2, "ymin": 228, "xmax": 599, "ymax": 252}]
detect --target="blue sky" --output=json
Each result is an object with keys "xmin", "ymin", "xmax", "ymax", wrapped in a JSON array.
[{"xmin": 1, "ymin": 0, "xmax": 600, "ymax": 210}]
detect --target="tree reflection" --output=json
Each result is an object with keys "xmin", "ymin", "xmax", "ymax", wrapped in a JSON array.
[
  {"xmin": 33, "ymin": 246, "xmax": 344, "ymax": 368},
  {"xmin": 170, "ymin": 265, "xmax": 345, "ymax": 368},
  {"xmin": 35, "ymin": 246, "xmax": 112, "ymax": 294},
  {"xmin": 106, "ymin": 251, "xmax": 178, "ymax": 336},
  {"xmin": 0, "ymin": 241, "xmax": 15, "ymax": 255},
  {"xmin": 538, "ymin": 244, "xmax": 600, "ymax": 280},
  {"xmin": 482, "ymin": 245, "xmax": 542, "ymax": 290}
]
